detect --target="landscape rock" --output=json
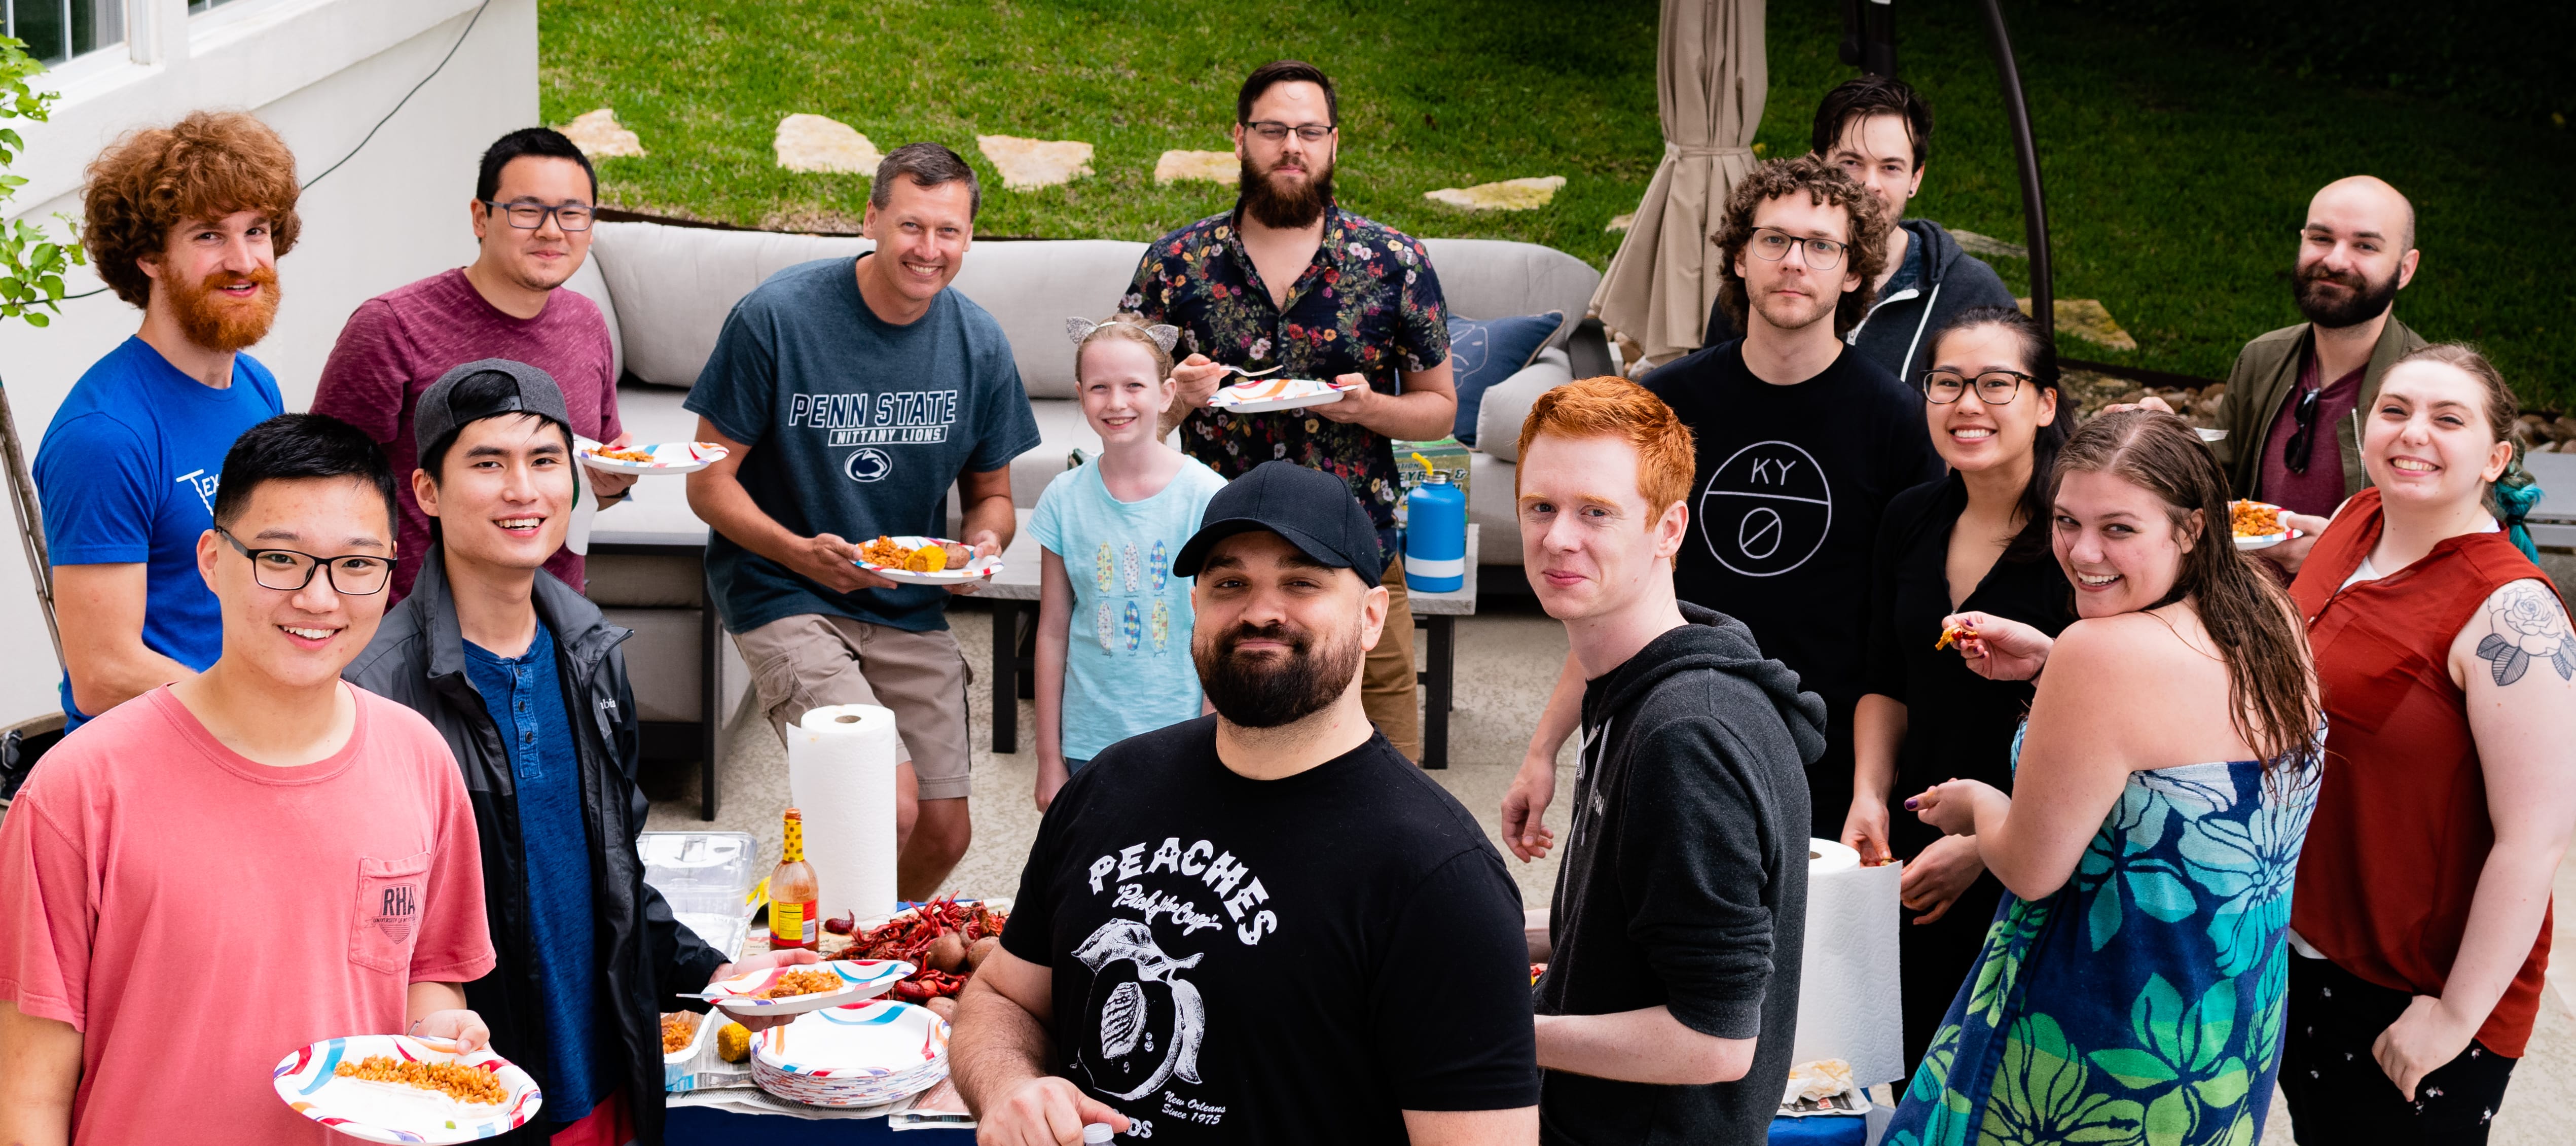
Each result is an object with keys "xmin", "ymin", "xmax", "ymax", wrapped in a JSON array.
[
  {"xmin": 1950, "ymin": 229, "xmax": 2029, "ymax": 260},
  {"xmin": 1154, "ymin": 149, "xmax": 1239, "ymax": 184},
  {"xmin": 556, "ymin": 109, "xmax": 646, "ymax": 159},
  {"xmin": 2016, "ymin": 297, "xmax": 2138, "ymax": 352},
  {"xmin": 1424, "ymin": 175, "xmax": 1566, "ymax": 211},
  {"xmin": 978, "ymin": 135, "xmax": 1094, "ymax": 191},
  {"xmin": 1607, "ymin": 212, "xmax": 1636, "ymax": 233},
  {"xmin": 774, "ymin": 114, "xmax": 882, "ymax": 174}
]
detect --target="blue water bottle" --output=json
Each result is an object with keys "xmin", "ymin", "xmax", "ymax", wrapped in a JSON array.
[{"xmin": 1404, "ymin": 452, "xmax": 1467, "ymax": 593}]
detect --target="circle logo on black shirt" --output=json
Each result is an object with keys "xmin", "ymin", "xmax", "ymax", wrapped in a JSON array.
[
  {"xmin": 844, "ymin": 447, "xmax": 892, "ymax": 483},
  {"xmin": 1699, "ymin": 440, "xmax": 1833, "ymax": 577}
]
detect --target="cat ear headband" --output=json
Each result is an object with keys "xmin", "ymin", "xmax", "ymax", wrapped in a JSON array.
[{"xmin": 1065, "ymin": 316, "xmax": 1180, "ymax": 355}]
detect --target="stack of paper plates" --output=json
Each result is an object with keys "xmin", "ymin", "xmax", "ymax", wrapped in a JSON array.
[{"xmin": 751, "ymin": 1001, "xmax": 950, "ymax": 1108}]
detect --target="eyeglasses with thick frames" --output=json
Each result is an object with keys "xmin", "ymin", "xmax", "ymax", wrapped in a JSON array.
[
  {"xmin": 481, "ymin": 200, "xmax": 596, "ymax": 232},
  {"xmin": 1241, "ymin": 121, "xmax": 1335, "ymax": 143},
  {"xmin": 217, "ymin": 528, "xmax": 393, "ymax": 596},
  {"xmin": 1747, "ymin": 228, "xmax": 1847, "ymax": 270},
  {"xmin": 1920, "ymin": 369, "xmax": 2037, "ymax": 405}
]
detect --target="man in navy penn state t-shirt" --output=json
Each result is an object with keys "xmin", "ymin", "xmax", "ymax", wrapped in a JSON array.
[{"xmin": 37, "ymin": 111, "xmax": 295, "ymax": 731}]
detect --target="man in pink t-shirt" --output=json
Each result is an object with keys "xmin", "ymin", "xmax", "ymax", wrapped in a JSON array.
[
  {"xmin": 0, "ymin": 414, "xmax": 496, "ymax": 1145},
  {"xmin": 313, "ymin": 127, "xmax": 637, "ymax": 600}
]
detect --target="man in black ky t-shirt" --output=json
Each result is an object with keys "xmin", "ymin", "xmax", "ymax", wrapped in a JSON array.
[
  {"xmin": 954, "ymin": 461, "xmax": 1539, "ymax": 1145},
  {"xmin": 1505, "ymin": 156, "xmax": 1938, "ymax": 855}
]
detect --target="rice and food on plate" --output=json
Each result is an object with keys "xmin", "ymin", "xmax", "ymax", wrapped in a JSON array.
[
  {"xmin": 332, "ymin": 1055, "xmax": 509, "ymax": 1106},
  {"xmin": 2230, "ymin": 500, "xmax": 2288, "ymax": 538}
]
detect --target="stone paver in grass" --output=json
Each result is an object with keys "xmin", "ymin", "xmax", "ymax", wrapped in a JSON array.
[
  {"xmin": 1607, "ymin": 212, "xmax": 1636, "ymax": 233},
  {"xmin": 555, "ymin": 109, "xmax": 645, "ymax": 159},
  {"xmin": 977, "ymin": 135, "xmax": 1094, "ymax": 191},
  {"xmin": 1154, "ymin": 149, "xmax": 1238, "ymax": 185},
  {"xmin": 1950, "ymin": 228, "xmax": 2030, "ymax": 260},
  {"xmin": 774, "ymin": 114, "xmax": 882, "ymax": 174},
  {"xmin": 2018, "ymin": 297, "xmax": 2139, "ymax": 352},
  {"xmin": 1424, "ymin": 175, "xmax": 1566, "ymax": 211}
]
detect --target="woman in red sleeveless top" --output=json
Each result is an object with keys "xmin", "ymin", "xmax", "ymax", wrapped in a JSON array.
[{"xmin": 2275, "ymin": 344, "xmax": 2574, "ymax": 1144}]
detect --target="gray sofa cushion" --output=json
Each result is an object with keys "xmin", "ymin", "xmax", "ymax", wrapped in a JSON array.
[{"xmin": 1474, "ymin": 347, "xmax": 1577, "ymax": 464}]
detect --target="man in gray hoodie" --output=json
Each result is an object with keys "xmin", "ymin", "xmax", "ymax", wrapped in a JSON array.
[
  {"xmin": 1705, "ymin": 76, "xmax": 2019, "ymax": 383},
  {"xmin": 1509, "ymin": 377, "xmax": 1825, "ymax": 1144}
]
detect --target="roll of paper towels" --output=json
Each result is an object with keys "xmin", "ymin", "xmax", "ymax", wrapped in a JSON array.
[
  {"xmin": 786, "ymin": 704, "xmax": 901, "ymax": 924},
  {"xmin": 1791, "ymin": 837, "xmax": 1905, "ymax": 1087}
]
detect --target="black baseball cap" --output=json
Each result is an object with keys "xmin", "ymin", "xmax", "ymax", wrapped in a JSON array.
[
  {"xmin": 1174, "ymin": 461, "xmax": 1383, "ymax": 588},
  {"xmin": 413, "ymin": 358, "xmax": 574, "ymax": 461}
]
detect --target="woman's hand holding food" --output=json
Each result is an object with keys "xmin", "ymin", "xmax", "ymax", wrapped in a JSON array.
[
  {"xmin": 1900, "ymin": 834, "xmax": 1988, "ymax": 924},
  {"xmin": 2252, "ymin": 510, "xmax": 2332, "ymax": 577},
  {"xmin": 1943, "ymin": 611, "xmax": 2053, "ymax": 682},
  {"xmin": 1907, "ymin": 778, "xmax": 2000, "ymax": 839},
  {"xmin": 709, "ymin": 949, "xmax": 824, "ymax": 1033},
  {"xmin": 409, "ymin": 1009, "xmax": 491, "ymax": 1053}
]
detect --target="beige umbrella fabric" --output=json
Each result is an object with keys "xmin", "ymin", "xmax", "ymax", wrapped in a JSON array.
[{"xmin": 1590, "ymin": 0, "xmax": 1767, "ymax": 368}]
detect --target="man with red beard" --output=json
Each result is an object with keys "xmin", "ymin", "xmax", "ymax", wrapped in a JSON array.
[
  {"xmin": 1128, "ymin": 59, "xmax": 1458, "ymax": 764},
  {"xmin": 35, "ymin": 111, "xmax": 297, "ymax": 733}
]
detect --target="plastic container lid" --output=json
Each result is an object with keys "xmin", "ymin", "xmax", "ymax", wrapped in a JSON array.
[
  {"xmin": 638, "ymin": 831, "xmax": 759, "ymax": 918},
  {"xmin": 1082, "ymin": 1125, "xmax": 1116, "ymax": 1144}
]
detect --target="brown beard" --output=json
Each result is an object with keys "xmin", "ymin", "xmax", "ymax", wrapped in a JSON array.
[
  {"xmin": 1239, "ymin": 153, "xmax": 1333, "ymax": 230},
  {"xmin": 2291, "ymin": 261, "xmax": 2399, "ymax": 331},
  {"xmin": 166, "ymin": 265, "xmax": 281, "ymax": 353}
]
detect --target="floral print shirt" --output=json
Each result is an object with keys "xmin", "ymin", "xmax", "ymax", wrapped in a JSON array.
[{"xmin": 1124, "ymin": 202, "xmax": 1451, "ymax": 561}]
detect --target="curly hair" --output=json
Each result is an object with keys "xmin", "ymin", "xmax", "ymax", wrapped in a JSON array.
[
  {"xmin": 1709, "ymin": 155, "xmax": 1888, "ymax": 339},
  {"xmin": 83, "ymin": 111, "xmax": 302, "ymax": 308}
]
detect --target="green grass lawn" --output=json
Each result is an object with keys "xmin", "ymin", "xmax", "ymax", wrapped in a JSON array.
[{"xmin": 539, "ymin": 0, "xmax": 2575, "ymax": 408}]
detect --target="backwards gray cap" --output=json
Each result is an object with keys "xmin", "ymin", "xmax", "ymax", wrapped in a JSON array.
[{"xmin": 413, "ymin": 358, "xmax": 574, "ymax": 460}]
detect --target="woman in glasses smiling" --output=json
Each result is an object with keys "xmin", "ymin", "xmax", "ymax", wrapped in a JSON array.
[{"xmin": 1843, "ymin": 305, "xmax": 2075, "ymax": 1070}]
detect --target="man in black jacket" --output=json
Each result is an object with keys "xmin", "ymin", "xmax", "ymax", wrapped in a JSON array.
[
  {"xmin": 345, "ymin": 360, "xmax": 813, "ymax": 1143},
  {"xmin": 1509, "ymin": 377, "xmax": 1823, "ymax": 1145}
]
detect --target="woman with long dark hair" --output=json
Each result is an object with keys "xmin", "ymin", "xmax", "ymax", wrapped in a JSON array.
[
  {"xmin": 1844, "ymin": 306, "xmax": 2074, "ymax": 1069},
  {"xmin": 1885, "ymin": 411, "xmax": 2325, "ymax": 1145},
  {"xmin": 2274, "ymin": 345, "xmax": 2574, "ymax": 1144}
]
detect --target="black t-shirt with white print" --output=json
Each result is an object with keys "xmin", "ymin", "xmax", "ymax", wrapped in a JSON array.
[{"xmin": 999, "ymin": 716, "xmax": 1539, "ymax": 1143}]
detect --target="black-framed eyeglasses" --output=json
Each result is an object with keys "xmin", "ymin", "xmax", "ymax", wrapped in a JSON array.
[
  {"xmin": 1920, "ymin": 369, "xmax": 2036, "ymax": 405},
  {"xmin": 1241, "ymin": 121, "xmax": 1335, "ymax": 143},
  {"xmin": 2282, "ymin": 385, "xmax": 2325, "ymax": 475},
  {"xmin": 480, "ymin": 200, "xmax": 596, "ymax": 232},
  {"xmin": 216, "ymin": 528, "xmax": 393, "ymax": 596},
  {"xmin": 1747, "ymin": 227, "xmax": 1847, "ymax": 270}
]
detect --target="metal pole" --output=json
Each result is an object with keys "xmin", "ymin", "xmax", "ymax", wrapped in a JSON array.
[
  {"xmin": 0, "ymin": 374, "xmax": 64, "ymax": 673},
  {"xmin": 1979, "ymin": 0, "xmax": 2054, "ymax": 346}
]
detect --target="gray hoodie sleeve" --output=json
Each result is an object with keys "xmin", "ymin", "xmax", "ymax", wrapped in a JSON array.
[{"xmin": 1616, "ymin": 710, "xmax": 1786, "ymax": 1041}]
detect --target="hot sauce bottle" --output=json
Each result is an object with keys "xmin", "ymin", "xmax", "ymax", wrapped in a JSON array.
[{"xmin": 769, "ymin": 808, "xmax": 820, "ymax": 950}]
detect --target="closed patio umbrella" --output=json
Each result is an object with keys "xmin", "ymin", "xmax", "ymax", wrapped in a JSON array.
[{"xmin": 1591, "ymin": 0, "xmax": 1767, "ymax": 369}]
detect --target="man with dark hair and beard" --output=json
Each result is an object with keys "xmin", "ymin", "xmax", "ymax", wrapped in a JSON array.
[
  {"xmin": 954, "ymin": 460, "xmax": 1540, "ymax": 1146},
  {"xmin": 35, "ymin": 111, "xmax": 299, "ymax": 732},
  {"xmin": 1126, "ymin": 59, "xmax": 1459, "ymax": 765},
  {"xmin": 2194, "ymin": 176, "xmax": 2427, "ymax": 530}
]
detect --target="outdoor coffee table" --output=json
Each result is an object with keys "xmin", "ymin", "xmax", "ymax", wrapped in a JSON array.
[{"xmin": 984, "ymin": 523, "xmax": 1480, "ymax": 768}]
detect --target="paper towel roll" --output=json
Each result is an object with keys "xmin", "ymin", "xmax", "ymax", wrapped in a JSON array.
[
  {"xmin": 1790, "ymin": 837, "xmax": 1905, "ymax": 1088},
  {"xmin": 786, "ymin": 704, "xmax": 901, "ymax": 924}
]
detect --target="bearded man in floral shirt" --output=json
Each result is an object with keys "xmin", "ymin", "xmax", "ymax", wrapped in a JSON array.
[{"xmin": 1131, "ymin": 59, "xmax": 1459, "ymax": 763}]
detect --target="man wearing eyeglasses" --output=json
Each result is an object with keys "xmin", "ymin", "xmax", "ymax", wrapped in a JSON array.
[
  {"xmin": 315, "ymin": 127, "xmax": 637, "ymax": 603},
  {"xmin": 1129, "ymin": 59, "xmax": 1459, "ymax": 763},
  {"xmin": 1507, "ymin": 157, "xmax": 1941, "ymax": 852},
  {"xmin": 343, "ymin": 361, "xmax": 817, "ymax": 1146}
]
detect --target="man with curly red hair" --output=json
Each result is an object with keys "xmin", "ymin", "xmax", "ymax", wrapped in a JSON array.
[{"xmin": 34, "ymin": 110, "xmax": 300, "ymax": 732}]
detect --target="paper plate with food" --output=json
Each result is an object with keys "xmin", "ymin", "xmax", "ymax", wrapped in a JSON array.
[
  {"xmin": 2229, "ymin": 500, "xmax": 2297, "ymax": 550},
  {"xmin": 855, "ymin": 535, "xmax": 1002, "ymax": 585},
  {"xmin": 272, "ymin": 1034, "xmax": 542, "ymax": 1144},
  {"xmin": 1206, "ymin": 375, "xmax": 1353, "ymax": 414},
  {"xmin": 578, "ymin": 441, "xmax": 729, "ymax": 474},
  {"xmin": 689, "ymin": 959, "xmax": 917, "ymax": 1016}
]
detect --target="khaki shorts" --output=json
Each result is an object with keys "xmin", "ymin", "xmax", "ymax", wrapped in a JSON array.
[{"xmin": 734, "ymin": 614, "xmax": 975, "ymax": 801}]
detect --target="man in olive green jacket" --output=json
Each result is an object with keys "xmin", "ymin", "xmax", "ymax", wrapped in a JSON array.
[{"xmin": 2204, "ymin": 176, "xmax": 2424, "ymax": 516}]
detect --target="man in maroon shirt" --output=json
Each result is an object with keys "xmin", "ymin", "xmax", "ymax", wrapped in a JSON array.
[{"xmin": 314, "ymin": 128, "xmax": 636, "ymax": 600}]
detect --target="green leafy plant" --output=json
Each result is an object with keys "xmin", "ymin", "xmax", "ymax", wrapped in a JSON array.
[{"xmin": 1, "ymin": 33, "xmax": 85, "ymax": 329}]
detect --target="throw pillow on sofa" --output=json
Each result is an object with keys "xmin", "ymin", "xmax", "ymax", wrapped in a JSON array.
[{"xmin": 1447, "ymin": 310, "xmax": 1563, "ymax": 445}]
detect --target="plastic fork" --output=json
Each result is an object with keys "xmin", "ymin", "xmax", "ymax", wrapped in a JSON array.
[{"xmin": 1219, "ymin": 364, "xmax": 1285, "ymax": 379}]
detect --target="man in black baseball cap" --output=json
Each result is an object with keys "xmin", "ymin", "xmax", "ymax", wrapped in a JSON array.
[
  {"xmin": 347, "ymin": 358, "xmax": 820, "ymax": 1144},
  {"xmin": 956, "ymin": 460, "xmax": 1542, "ymax": 1142}
]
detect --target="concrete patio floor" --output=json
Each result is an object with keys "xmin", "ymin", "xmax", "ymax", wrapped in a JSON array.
[{"xmin": 642, "ymin": 595, "xmax": 2576, "ymax": 1144}]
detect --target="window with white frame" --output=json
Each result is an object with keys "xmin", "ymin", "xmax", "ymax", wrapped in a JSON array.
[
  {"xmin": 3, "ymin": 0, "xmax": 123, "ymax": 65},
  {"xmin": 187, "ymin": 0, "xmax": 249, "ymax": 12}
]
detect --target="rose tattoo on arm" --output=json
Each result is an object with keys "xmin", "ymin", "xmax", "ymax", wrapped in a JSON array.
[{"xmin": 2476, "ymin": 582, "xmax": 2575, "ymax": 687}]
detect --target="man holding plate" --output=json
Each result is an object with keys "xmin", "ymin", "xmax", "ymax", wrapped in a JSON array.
[
  {"xmin": 686, "ymin": 142, "xmax": 1041, "ymax": 899},
  {"xmin": 346, "ymin": 361, "xmax": 816, "ymax": 1145},
  {"xmin": 1130, "ymin": 59, "xmax": 1459, "ymax": 764}
]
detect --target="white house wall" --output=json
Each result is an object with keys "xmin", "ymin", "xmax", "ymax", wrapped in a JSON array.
[{"xmin": 0, "ymin": 0, "xmax": 539, "ymax": 725}]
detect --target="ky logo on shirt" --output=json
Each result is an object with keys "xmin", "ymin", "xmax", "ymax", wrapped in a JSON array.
[{"xmin": 1699, "ymin": 441, "xmax": 1832, "ymax": 577}]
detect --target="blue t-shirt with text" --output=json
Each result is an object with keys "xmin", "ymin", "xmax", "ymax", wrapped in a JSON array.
[
  {"xmin": 685, "ymin": 256, "xmax": 1041, "ymax": 634},
  {"xmin": 35, "ymin": 337, "xmax": 284, "ymax": 728}
]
